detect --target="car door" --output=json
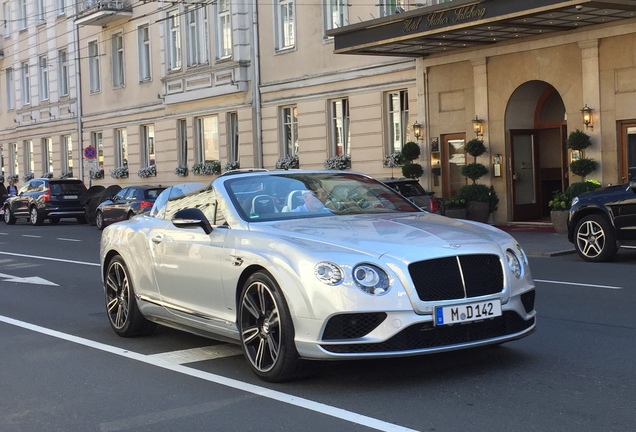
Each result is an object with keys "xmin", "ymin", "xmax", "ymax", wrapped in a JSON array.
[
  {"xmin": 14, "ymin": 180, "xmax": 37, "ymax": 215},
  {"xmin": 153, "ymin": 184, "xmax": 230, "ymax": 323},
  {"xmin": 106, "ymin": 188, "xmax": 129, "ymax": 222},
  {"xmin": 610, "ymin": 186, "xmax": 636, "ymax": 241}
]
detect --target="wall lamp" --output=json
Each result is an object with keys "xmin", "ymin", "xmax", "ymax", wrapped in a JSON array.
[
  {"xmin": 581, "ymin": 104, "xmax": 593, "ymax": 130},
  {"xmin": 413, "ymin": 121, "xmax": 423, "ymax": 140},
  {"xmin": 471, "ymin": 115, "xmax": 484, "ymax": 137}
]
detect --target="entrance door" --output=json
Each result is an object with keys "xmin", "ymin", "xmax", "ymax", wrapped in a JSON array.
[
  {"xmin": 510, "ymin": 130, "xmax": 542, "ymax": 220},
  {"xmin": 442, "ymin": 133, "xmax": 467, "ymax": 198},
  {"xmin": 620, "ymin": 123, "xmax": 636, "ymax": 183}
]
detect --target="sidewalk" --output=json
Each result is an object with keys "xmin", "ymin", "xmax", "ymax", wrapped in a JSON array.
[{"xmin": 496, "ymin": 224, "xmax": 575, "ymax": 257}]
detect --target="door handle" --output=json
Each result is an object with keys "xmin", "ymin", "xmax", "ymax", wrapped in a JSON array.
[{"xmin": 152, "ymin": 236, "xmax": 163, "ymax": 244}]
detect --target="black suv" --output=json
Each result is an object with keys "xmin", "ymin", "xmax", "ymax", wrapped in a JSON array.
[
  {"xmin": 567, "ymin": 181, "xmax": 636, "ymax": 262},
  {"xmin": 382, "ymin": 178, "xmax": 441, "ymax": 214},
  {"xmin": 3, "ymin": 178, "xmax": 88, "ymax": 225}
]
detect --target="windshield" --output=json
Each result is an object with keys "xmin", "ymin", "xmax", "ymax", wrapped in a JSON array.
[{"xmin": 225, "ymin": 172, "xmax": 421, "ymax": 222}]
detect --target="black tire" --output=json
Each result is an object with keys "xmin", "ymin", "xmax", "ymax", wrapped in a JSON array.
[
  {"xmin": 574, "ymin": 214, "xmax": 618, "ymax": 262},
  {"xmin": 105, "ymin": 255, "xmax": 156, "ymax": 337},
  {"xmin": 238, "ymin": 271, "xmax": 303, "ymax": 382},
  {"xmin": 49, "ymin": 217, "xmax": 60, "ymax": 224},
  {"xmin": 30, "ymin": 206, "xmax": 44, "ymax": 226},
  {"xmin": 95, "ymin": 211, "xmax": 105, "ymax": 230},
  {"xmin": 125, "ymin": 211, "xmax": 134, "ymax": 220},
  {"xmin": 4, "ymin": 207, "xmax": 16, "ymax": 225},
  {"xmin": 77, "ymin": 215, "xmax": 87, "ymax": 224}
]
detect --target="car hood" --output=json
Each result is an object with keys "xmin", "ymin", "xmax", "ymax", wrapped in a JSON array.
[{"xmin": 251, "ymin": 213, "xmax": 513, "ymax": 261}]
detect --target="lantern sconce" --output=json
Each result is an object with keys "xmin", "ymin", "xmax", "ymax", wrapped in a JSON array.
[
  {"xmin": 581, "ymin": 104, "xmax": 593, "ymax": 130},
  {"xmin": 471, "ymin": 115, "xmax": 484, "ymax": 137},
  {"xmin": 413, "ymin": 121, "xmax": 423, "ymax": 140}
]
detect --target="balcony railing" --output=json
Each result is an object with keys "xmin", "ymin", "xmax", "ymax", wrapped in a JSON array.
[{"xmin": 75, "ymin": 0, "xmax": 133, "ymax": 26}]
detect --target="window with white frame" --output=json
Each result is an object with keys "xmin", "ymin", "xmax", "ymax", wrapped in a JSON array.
[
  {"xmin": 228, "ymin": 112, "xmax": 239, "ymax": 163},
  {"xmin": 217, "ymin": 0, "xmax": 232, "ymax": 59},
  {"xmin": 379, "ymin": 0, "xmax": 408, "ymax": 18},
  {"xmin": 324, "ymin": 0, "xmax": 347, "ymax": 32},
  {"xmin": 62, "ymin": 135, "xmax": 73, "ymax": 176},
  {"xmin": 18, "ymin": 0, "xmax": 26, "ymax": 29},
  {"xmin": 92, "ymin": 131, "xmax": 104, "ymax": 170},
  {"xmin": 186, "ymin": 4, "xmax": 209, "ymax": 67},
  {"xmin": 137, "ymin": 24, "xmax": 151, "ymax": 82},
  {"xmin": 3, "ymin": 1, "xmax": 11, "ymax": 37},
  {"xmin": 330, "ymin": 99, "xmax": 350, "ymax": 157},
  {"xmin": 141, "ymin": 124, "xmax": 155, "ymax": 167},
  {"xmin": 177, "ymin": 119, "xmax": 188, "ymax": 166},
  {"xmin": 112, "ymin": 32, "xmax": 125, "ymax": 87},
  {"xmin": 21, "ymin": 61, "xmax": 30, "ymax": 105},
  {"xmin": 386, "ymin": 90, "xmax": 410, "ymax": 153},
  {"xmin": 6, "ymin": 67, "xmax": 15, "ymax": 110},
  {"xmin": 167, "ymin": 10, "xmax": 182, "ymax": 71},
  {"xmin": 281, "ymin": 105, "xmax": 298, "ymax": 156},
  {"xmin": 24, "ymin": 140, "xmax": 34, "ymax": 175},
  {"xmin": 115, "ymin": 128, "xmax": 128, "ymax": 168},
  {"xmin": 88, "ymin": 41, "xmax": 101, "ymax": 93},
  {"xmin": 194, "ymin": 116, "xmax": 219, "ymax": 163},
  {"xmin": 57, "ymin": 0, "xmax": 65, "ymax": 15},
  {"xmin": 275, "ymin": 0, "xmax": 295, "ymax": 51},
  {"xmin": 58, "ymin": 50, "xmax": 69, "ymax": 96},
  {"xmin": 36, "ymin": 0, "xmax": 44, "ymax": 22},
  {"xmin": 42, "ymin": 138, "xmax": 53, "ymax": 175},
  {"xmin": 39, "ymin": 56, "xmax": 49, "ymax": 101},
  {"xmin": 10, "ymin": 143, "xmax": 19, "ymax": 176}
]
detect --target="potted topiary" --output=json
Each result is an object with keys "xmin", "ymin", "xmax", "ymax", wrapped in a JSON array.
[
  {"xmin": 548, "ymin": 179, "xmax": 601, "ymax": 234},
  {"xmin": 400, "ymin": 142, "xmax": 424, "ymax": 179},
  {"xmin": 458, "ymin": 138, "xmax": 491, "ymax": 223},
  {"xmin": 567, "ymin": 129, "xmax": 598, "ymax": 181}
]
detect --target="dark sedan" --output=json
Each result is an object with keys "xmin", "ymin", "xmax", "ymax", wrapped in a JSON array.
[{"xmin": 95, "ymin": 185, "xmax": 166, "ymax": 230}]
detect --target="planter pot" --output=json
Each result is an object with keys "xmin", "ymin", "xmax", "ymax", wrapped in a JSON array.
[
  {"xmin": 445, "ymin": 208, "xmax": 467, "ymax": 219},
  {"xmin": 550, "ymin": 210, "xmax": 569, "ymax": 235},
  {"xmin": 466, "ymin": 201, "xmax": 490, "ymax": 223}
]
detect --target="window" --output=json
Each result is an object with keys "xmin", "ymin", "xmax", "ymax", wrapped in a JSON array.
[
  {"xmin": 6, "ymin": 67, "xmax": 15, "ymax": 110},
  {"xmin": 42, "ymin": 138, "xmax": 53, "ymax": 174},
  {"xmin": 141, "ymin": 124, "xmax": 155, "ymax": 167},
  {"xmin": 194, "ymin": 116, "xmax": 219, "ymax": 163},
  {"xmin": 217, "ymin": 0, "xmax": 232, "ymax": 59},
  {"xmin": 24, "ymin": 140, "xmax": 34, "ymax": 175},
  {"xmin": 36, "ymin": 0, "xmax": 44, "ymax": 22},
  {"xmin": 21, "ymin": 61, "xmax": 30, "ymax": 105},
  {"xmin": 275, "ymin": 0, "xmax": 295, "ymax": 51},
  {"xmin": 379, "ymin": 0, "xmax": 408, "ymax": 17},
  {"xmin": 62, "ymin": 135, "xmax": 73, "ymax": 176},
  {"xmin": 58, "ymin": 50, "xmax": 69, "ymax": 96},
  {"xmin": 112, "ymin": 32, "xmax": 125, "ymax": 87},
  {"xmin": 138, "ymin": 24, "xmax": 151, "ymax": 82},
  {"xmin": 39, "ymin": 56, "xmax": 49, "ymax": 101},
  {"xmin": 92, "ymin": 132, "xmax": 104, "ymax": 170},
  {"xmin": 177, "ymin": 119, "xmax": 188, "ymax": 166},
  {"xmin": 18, "ymin": 0, "xmax": 26, "ymax": 29},
  {"xmin": 386, "ymin": 90, "xmax": 410, "ymax": 153},
  {"xmin": 3, "ymin": 2, "xmax": 11, "ymax": 37},
  {"xmin": 228, "ymin": 112, "xmax": 239, "ymax": 163},
  {"xmin": 115, "ymin": 128, "xmax": 128, "ymax": 168},
  {"xmin": 10, "ymin": 143, "xmax": 18, "ymax": 176},
  {"xmin": 281, "ymin": 105, "xmax": 298, "ymax": 156},
  {"xmin": 57, "ymin": 0, "xmax": 66, "ymax": 15},
  {"xmin": 167, "ymin": 10, "xmax": 182, "ymax": 71},
  {"xmin": 330, "ymin": 99, "xmax": 350, "ymax": 157},
  {"xmin": 186, "ymin": 5, "xmax": 209, "ymax": 67},
  {"xmin": 324, "ymin": 0, "xmax": 347, "ymax": 32},
  {"xmin": 88, "ymin": 40, "xmax": 101, "ymax": 93}
]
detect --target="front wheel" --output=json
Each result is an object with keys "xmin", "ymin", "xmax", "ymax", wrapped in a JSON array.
[
  {"xmin": 95, "ymin": 211, "xmax": 105, "ymax": 230},
  {"xmin": 30, "ymin": 207, "xmax": 44, "ymax": 226},
  {"xmin": 238, "ymin": 271, "xmax": 303, "ymax": 382},
  {"xmin": 574, "ymin": 214, "xmax": 618, "ymax": 262},
  {"xmin": 4, "ymin": 207, "xmax": 16, "ymax": 225}
]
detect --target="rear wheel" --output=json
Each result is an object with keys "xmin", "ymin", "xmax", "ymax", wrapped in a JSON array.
[
  {"xmin": 30, "ymin": 207, "xmax": 44, "ymax": 226},
  {"xmin": 4, "ymin": 207, "xmax": 16, "ymax": 225},
  {"xmin": 95, "ymin": 211, "xmax": 105, "ymax": 230},
  {"xmin": 574, "ymin": 214, "xmax": 618, "ymax": 262},
  {"xmin": 125, "ymin": 211, "xmax": 134, "ymax": 220},
  {"xmin": 105, "ymin": 255, "xmax": 156, "ymax": 337}
]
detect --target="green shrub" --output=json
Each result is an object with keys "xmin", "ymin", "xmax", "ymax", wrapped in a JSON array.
[
  {"xmin": 460, "ymin": 163, "xmax": 489, "ymax": 183},
  {"xmin": 457, "ymin": 184, "xmax": 491, "ymax": 202},
  {"xmin": 444, "ymin": 197, "xmax": 466, "ymax": 209},
  {"xmin": 401, "ymin": 142, "xmax": 421, "ymax": 162},
  {"xmin": 548, "ymin": 191, "xmax": 571, "ymax": 211},
  {"xmin": 465, "ymin": 138, "xmax": 487, "ymax": 157},
  {"xmin": 570, "ymin": 158, "xmax": 598, "ymax": 180},
  {"xmin": 401, "ymin": 162, "xmax": 424, "ymax": 179},
  {"xmin": 565, "ymin": 180, "xmax": 601, "ymax": 198},
  {"xmin": 566, "ymin": 129, "xmax": 593, "ymax": 151}
]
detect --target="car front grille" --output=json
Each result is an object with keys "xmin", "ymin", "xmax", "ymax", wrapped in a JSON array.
[
  {"xmin": 322, "ymin": 312, "xmax": 387, "ymax": 340},
  {"xmin": 408, "ymin": 254, "xmax": 504, "ymax": 301},
  {"xmin": 320, "ymin": 312, "xmax": 534, "ymax": 354}
]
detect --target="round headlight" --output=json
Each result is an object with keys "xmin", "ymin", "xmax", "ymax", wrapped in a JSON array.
[
  {"xmin": 506, "ymin": 249, "xmax": 522, "ymax": 279},
  {"xmin": 352, "ymin": 264, "xmax": 390, "ymax": 295},
  {"xmin": 314, "ymin": 262, "xmax": 343, "ymax": 285},
  {"xmin": 571, "ymin": 197, "xmax": 579, "ymax": 206}
]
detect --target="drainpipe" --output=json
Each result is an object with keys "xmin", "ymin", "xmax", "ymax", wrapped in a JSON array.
[
  {"xmin": 74, "ymin": 22, "xmax": 85, "ymax": 184},
  {"xmin": 252, "ymin": 0, "xmax": 263, "ymax": 168}
]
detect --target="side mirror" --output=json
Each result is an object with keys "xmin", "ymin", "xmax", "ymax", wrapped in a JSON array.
[{"xmin": 172, "ymin": 208, "xmax": 213, "ymax": 234}]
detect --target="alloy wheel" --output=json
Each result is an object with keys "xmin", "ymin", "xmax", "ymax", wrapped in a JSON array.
[
  {"xmin": 576, "ymin": 219, "xmax": 605, "ymax": 259},
  {"xmin": 105, "ymin": 260, "xmax": 131, "ymax": 330}
]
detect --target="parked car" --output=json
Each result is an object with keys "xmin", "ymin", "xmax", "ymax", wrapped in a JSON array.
[
  {"xmin": 101, "ymin": 170, "xmax": 536, "ymax": 382},
  {"xmin": 382, "ymin": 177, "xmax": 442, "ymax": 213},
  {"xmin": 568, "ymin": 181, "xmax": 636, "ymax": 262},
  {"xmin": 95, "ymin": 185, "xmax": 166, "ymax": 230},
  {"xmin": 3, "ymin": 178, "xmax": 87, "ymax": 225}
]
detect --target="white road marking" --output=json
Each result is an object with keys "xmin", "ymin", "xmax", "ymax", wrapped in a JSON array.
[
  {"xmin": 0, "ymin": 314, "xmax": 419, "ymax": 432},
  {"xmin": 0, "ymin": 272, "xmax": 58, "ymax": 286},
  {"xmin": 0, "ymin": 251, "xmax": 99, "ymax": 267},
  {"xmin": 535, "ymin": 279, "xmax": 622, "ymax": 290},
  {"xmin": 56, "ymin": 237, "xmax": 82, "ymax": 242},
  {"xmin": 148, "ymin": 345, "xmax": 243, "ymax": 364},
  {"xmin": 22, "ymin": 235, "xmax": 41, "ymax": 238}
]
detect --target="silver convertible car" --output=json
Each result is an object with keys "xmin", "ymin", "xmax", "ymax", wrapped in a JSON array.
[{"xmin": 100, "ymin": 170, "xmax": 536, "ymax": 382}]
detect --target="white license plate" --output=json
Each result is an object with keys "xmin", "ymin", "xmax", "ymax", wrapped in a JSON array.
[
  {"xmin": 435, "ymin": 299, "xmax": 502, "ymax": 326},
  {"xmin": 64, "ymin": 195, "xmax": 78, "ymax": 199}
]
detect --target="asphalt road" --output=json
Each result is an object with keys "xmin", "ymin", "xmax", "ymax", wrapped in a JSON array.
[{"xmin": 0, "ymin": 220, "xmax": 634, "ymax": 432}]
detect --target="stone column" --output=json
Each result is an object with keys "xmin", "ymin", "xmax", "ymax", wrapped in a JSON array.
[{"xmin": 578, "ymin": 39, "xmax": 602, "ymax": 181}]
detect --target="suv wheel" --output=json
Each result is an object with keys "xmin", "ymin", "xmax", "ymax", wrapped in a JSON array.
[
  {"xmin": 4, "ymin": 207, "xmax": 16, "ymax": 225},
  {"xmin": 95, "ymin": 211, "xmax": 105, "ymax": 230},
  {"xmin": 30, "ymin": 207, "xmax": 44, "ymax": 226},
  {"xmin": 574, "ymin": 214, "xmax": 618, "ymax": 262}
]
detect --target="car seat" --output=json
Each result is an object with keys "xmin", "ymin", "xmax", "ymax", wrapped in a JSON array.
[
  {"xmin": 282, "ymin": 190, "xmax": 305, "ymax": 212},
  {"xmin": 250, "ymin": 195, "xmax": 278, "ymax": 218}
]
